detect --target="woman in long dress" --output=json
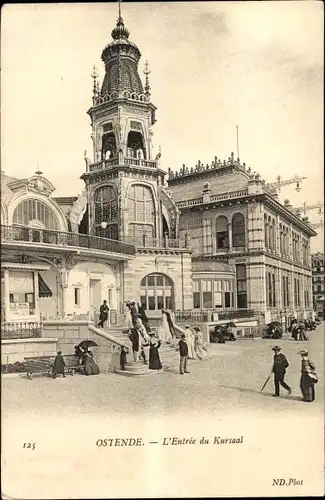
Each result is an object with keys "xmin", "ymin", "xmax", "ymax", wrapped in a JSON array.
[
  {"xmin": 158, "ymin": 310, "xmax": 173, "ymax": 343},
  {"xmin": 148, "ymin": 334, "xmax": 162, "ymax": 370},
  {"xmin": 83, "ymin": 350, "xmax": 100, "ymax": 376},
  {"xmin": 299, "ymin": 349, "xmax": 317, "ymax": 402},
  {"xmin": 194, "ymin": 327, "xmax": 205, "ymax": 360},
  {"xmin": 122, "ymin": 302, "xmax": 133, "ymax": 330},
  {"xmin": 184, "ymin": 325, "xmax": 196, "ymax": 359}
]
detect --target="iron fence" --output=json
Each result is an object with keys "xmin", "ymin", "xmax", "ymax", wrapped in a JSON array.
[{"xmin": 1, "ymin": 321, "xmax": 43, "ymax": 340}]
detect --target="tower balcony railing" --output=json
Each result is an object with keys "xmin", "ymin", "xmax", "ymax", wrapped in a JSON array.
[
  {"xmin": 88, "ymin": 156, "xmax": 158, "ymax": 173},
  {"xmin": 1, "ymin": 225, "xmax": 136, "ymax": 256},
  {"xmin": 124, "ymin": 235, "xmax": 189, "ymax": 250}
]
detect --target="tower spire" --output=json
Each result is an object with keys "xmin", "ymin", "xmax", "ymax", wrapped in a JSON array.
[{"xmin": 118, "ymin": 0, "xmax": 122, "ymax": 20}]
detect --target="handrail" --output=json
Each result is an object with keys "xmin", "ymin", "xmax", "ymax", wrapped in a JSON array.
[{"xmin": 1, "ymin": 225, "xmax": 136, "ymax": 256}]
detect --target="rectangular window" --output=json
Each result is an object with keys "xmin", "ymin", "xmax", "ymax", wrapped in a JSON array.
[
  {"xmin": 140, "ymin": 295, "xmax": 147, "ymax": 310},
  {"xmin": 74, "ymin": 288, "xmax": 81, "ymax": 307},
  {"xmin": 148, "ymin": 296, "xmax": 155, "ymax": 310},
  {"xmin": 236, "ymin": 264, "xmax": 247, "ymax": 309},
  {"xmin": 203, "ymin": 292, "xmax": 213, "ymax": 309},
  {"xmin": 157, "ymin": 296, "xmax": 164, "ymax": 310},
  {"xmin": 165, "ymin": 296, "xmax": 172, "ymax": 310},
  {"xmin": 193, "ymin": 292, "xmax": 201, "ymax": 309},
  {"xmin": 214, "ymin": 291, "xmax": 222, "ymax": 308},
  {"xmin": 224, "ymin": 291, "xmax": 231, "ymax": 308}
]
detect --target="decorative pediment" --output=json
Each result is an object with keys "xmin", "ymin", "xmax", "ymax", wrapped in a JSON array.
[{"xmin": 26, "ymin": 175, "xmax": 55, "ymax": 196}]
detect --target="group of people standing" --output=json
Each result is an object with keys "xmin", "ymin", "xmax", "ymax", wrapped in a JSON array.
[
  {"xmin": 270, "ymin": 346, "xmax": 318, "ymax": 402},
  {"xmin": 121, "ymin": 302, "xmax": 207, "ymax": 375}
]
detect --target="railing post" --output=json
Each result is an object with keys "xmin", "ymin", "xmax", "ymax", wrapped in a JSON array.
[
  {"xmin": 143, "ymin": 234, "xmax": 146, "ymax": 248},
  {"xmin": 164, "ymin": 232, "xmax": 168, "ymax": 248}
]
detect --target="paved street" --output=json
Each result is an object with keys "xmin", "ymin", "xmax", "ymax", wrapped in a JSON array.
[{"xmin": 2, "ymin": 325, "xmax": 324, "ymax": 417}]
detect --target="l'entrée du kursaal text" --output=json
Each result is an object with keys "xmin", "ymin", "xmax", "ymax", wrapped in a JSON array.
[{"xmin": 95, "ymin": 436, "xmax": 244, "ymax": 447}]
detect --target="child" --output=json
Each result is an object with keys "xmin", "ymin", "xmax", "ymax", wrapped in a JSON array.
[
  {"xmin": 52, "ymin": 351, "xmax": 66, "ymax": 379},
  {"xmin": 120, "ymin": 346, "xmax": 129, "ymax": 371}
]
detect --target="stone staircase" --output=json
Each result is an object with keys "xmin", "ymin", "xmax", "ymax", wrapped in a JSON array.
[{"xmin": 103, "ymin": 326, "xmax": 215, "ymax": 377}]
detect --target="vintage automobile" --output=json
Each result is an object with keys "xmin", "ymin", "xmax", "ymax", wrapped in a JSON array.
[{"xmin": 263, "ymin": 321, "xmax": 283, "ymax": 339}]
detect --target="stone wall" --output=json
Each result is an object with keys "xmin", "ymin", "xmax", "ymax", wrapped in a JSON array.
[
  {"xmin": 42, "ymin": 321, "xmax": 125, "ymax": 373},
  {"xmin": 1, "ymin": 338, "xmax": 58, "ymax": 364}
]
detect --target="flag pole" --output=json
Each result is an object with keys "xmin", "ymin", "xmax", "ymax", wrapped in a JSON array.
[{"xmin": 236, "ymin": 125, "xmax": 239, "ymax": 159}]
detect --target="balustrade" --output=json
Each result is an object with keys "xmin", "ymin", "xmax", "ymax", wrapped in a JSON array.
[
  {"xmin": 1, "ymin": 225, "xmax": 136, "ymax": 256},
  {"xmin": 1, "ymin": 321, "xmax": 43, "ymax": 340}
]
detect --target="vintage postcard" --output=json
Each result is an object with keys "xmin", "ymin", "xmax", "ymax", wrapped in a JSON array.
[{"xmin": 1, "ymin": 1, "xmax": 324, "ymax": 498}]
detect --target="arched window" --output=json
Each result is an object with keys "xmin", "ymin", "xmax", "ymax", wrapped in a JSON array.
[
  {"xmin": 94, "ymin": 186, "xmax": 118, "ymax": 240},
  {"xmin": 216, "ymin": 216, "xmax": 229, "ymax": 249},
  {"xmin": 140, "ymin": 273, "xmax": 173, "ymax": 311},
  {"xmin": 232, "ymin": 213, "xmax": 245, "ymax": 247},
  {"xmin": 128, "ymin": 184, "xmax": 155, "ymax": 239},
  {"xmin": 13, "ymin": 199, "xmax": 59, "ymax": 230}
]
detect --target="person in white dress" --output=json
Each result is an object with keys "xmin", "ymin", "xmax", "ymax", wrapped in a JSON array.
[
  {"xmin": 158, "ymin": 310, "xmax": 173, "ymax": 343},
  {"xmin": 184, "ymin": 325, "xmax": 196, "ymax": 359},
  {"xmin": 194, "ymin": 326, "xmax": 205, "ymax": 360},
  {"xmin": 122, "ymin": 302, "xmax": 133, "ymax": 330}
]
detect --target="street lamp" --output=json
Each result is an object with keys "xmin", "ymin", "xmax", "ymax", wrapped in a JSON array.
[{"xmin": 100, "ymin": 221, "xmax": 107, "ymax": 229}]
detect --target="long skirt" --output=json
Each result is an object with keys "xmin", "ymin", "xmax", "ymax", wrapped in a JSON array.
[
  {"xmin": 84, "ymin": 358, "xmax": 100, "ymax": 376},
  {"xmin": 300, "ymin": 374, "xmax": 315, "ymax": 402},
  {"xmin": 149, "ymin": 346, "xmax": 162, "ymax": 370},
  {"xmin": 194, "ymin": 342, "xmax": 205, "ymax": 359}
]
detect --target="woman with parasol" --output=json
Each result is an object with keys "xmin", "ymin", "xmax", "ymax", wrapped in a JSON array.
[{"xmin": 77, "ymin": 340, "xmax": 100, "ymax": 375}]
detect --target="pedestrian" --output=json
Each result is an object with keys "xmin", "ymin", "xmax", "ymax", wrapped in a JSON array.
[
  {"xmin": 271, "ymin": 346, "xmax": 291, "ymax": 397},
  {"xmin": 129, "ymin": 326, "xmax": 147, "ymax": 364},
  {"xmin": 138, "ymin": 303, "xmax": 151, "ymax": 333},
  {"xmin": 120, "ymin": 346, "xmax": 129, "ymax": 371},
  {"xmin": 98, "ymin": 300, "xmax": 109, "ymax": 328},
  {"xmin": 194, "ymin": 326, "xmax": 205, "ymax": 360},
  {"xmin": 52, "ymin": 351, "xmax": 66, "ymax": 379},
  {"xmin": 130, "ymin": 302, "xmax": 138, "ymax": 326},
  {"xmin": 184, "ymin": 325, "xmax": 196, "ymax": 359},
  {"xmin": 299, "ymin": 349, "xmax": 318, "ymax": 402},
  {"xmin": 148, "ymin": 333, "xmax": 162, "ymax": 371},
  {"xmin": 178, "ymin": 333, "xmax": 190, "ymax": 375},
  {"xmin": 122, "ymin": 302, "xmax": 133, "ymax": 330},
  {"xmin": 159, "ymin": 310, "xmax": 173, "ymax": 343}
]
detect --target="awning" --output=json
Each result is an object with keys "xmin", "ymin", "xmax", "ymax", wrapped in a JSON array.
[{"xmin": 38, "ymin": 273, "xmax": 53, "ymax": 298}]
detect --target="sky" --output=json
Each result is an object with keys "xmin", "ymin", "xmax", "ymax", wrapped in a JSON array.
[{"xmin": 1, "ymin": 1, "xmax": 324, "ymax": 251}]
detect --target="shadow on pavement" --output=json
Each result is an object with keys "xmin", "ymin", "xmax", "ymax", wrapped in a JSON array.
[{"xmin": 217, "ymin": 384, "xmax": 303, "ymax": 401}]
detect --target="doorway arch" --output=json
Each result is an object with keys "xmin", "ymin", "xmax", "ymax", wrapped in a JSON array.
[{"xmin": 140, "ymin": 273, "xmax": 174, "ymax": 311}]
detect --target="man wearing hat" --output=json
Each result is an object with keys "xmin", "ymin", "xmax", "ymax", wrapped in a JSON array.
[{"xmin": 271, "ymin": 346, "xmax": 291, "ymax": 397}]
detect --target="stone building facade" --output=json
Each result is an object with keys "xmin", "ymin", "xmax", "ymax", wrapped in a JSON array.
[{"xmin": 167, "ymin": 156, "xmax": 316, "ymax": 326}]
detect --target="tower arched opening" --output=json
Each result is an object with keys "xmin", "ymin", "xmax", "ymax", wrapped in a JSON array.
[
  {"xmin": 127, "ymin": 131, "xmax": 146, "ymax": 159},
  {"xmin": 102, "ymin": 132, "xmax": 117, "ymax": 160}
]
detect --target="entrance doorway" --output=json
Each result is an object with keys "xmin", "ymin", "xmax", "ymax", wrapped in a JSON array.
[{"xmin": 89, "ymin": 279, "xmax": 102, "ymax": 311}]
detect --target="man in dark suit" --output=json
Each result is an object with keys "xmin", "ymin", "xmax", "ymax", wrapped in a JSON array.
[
  {"xmin": 271, "ymin": 346, "xmax": 291, "ymax": 397},
  {"xmin": 98, "ymin": 300, "xmax": 109, "ymax": 328},
  {"xmin": 178, "ymin": 334, "xmax": 190, "ymax": 375}
]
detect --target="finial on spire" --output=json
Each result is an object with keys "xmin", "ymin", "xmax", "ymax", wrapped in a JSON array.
[
  {"xmin": 91, "ymin": 65, "xmax": 99, "ymax": 103},
  {"xmin": 118, "ymin": 0, "xmax": 122, "ymax": 20},
  {"xmin": 144, "ymin": 60, "xmax": 151, "ymax": 97}
]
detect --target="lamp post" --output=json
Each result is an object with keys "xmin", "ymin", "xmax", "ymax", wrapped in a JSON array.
[{"xmin": 100, "ymin": 221, "xmax": 107, "ymax": 237}]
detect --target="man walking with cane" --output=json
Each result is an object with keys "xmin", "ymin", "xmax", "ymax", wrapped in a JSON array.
[{"xmin": 271, "ymin": 346, "xmax": 292, "ymax": 397}]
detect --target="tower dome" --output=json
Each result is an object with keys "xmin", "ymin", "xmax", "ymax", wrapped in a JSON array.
[{"xmin": 100, "ymin": 14, "xmax": 144, "ymax": 97}]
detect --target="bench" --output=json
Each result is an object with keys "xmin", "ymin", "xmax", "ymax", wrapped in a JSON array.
[{"xmin": 24, "ymin": 355, "xmax": 84, "ymax": 380}]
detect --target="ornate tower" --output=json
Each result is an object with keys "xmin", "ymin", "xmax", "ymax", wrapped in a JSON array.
[{"xmin": 81, "ymin": 7, "xmax": 174, "ymax": 242}]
